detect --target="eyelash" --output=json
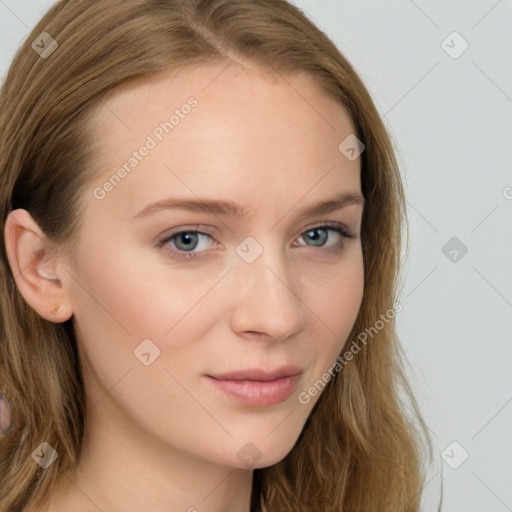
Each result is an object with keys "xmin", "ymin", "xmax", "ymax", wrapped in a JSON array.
[{"xmin": 156, "ymin": 223, "xmax": 353, "ymax": 263}]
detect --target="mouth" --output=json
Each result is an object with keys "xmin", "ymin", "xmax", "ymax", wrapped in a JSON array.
[
  {"xmin": 204, "ymin": 366, "xmax": 303, "ymax": 406},
  {"xmin": 207, "ymin": 365, "xmax": 303, "ymax": 382}
]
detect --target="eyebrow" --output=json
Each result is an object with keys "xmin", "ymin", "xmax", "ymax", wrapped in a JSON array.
[{"xmin": 131, "ymin": 191, "xmax": 365, "ymax": 222}]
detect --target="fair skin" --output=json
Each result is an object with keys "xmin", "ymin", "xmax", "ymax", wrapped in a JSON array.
[{"xmin": 6, "ymin": 62, "xmax": 364, "ymax": 512}]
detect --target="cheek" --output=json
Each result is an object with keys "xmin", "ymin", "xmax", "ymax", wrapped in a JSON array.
[
  {"xmin": 70, "ymin": 240, "xmax": 200, "ymax": 330},
  {"xmin": 305, "ymin": 251, "xmax": 364, "ymax": 359},
  {"xmin": 67, "ymin": 246, "xmax": 224, "ymax": 377},
  {"xmin": 67, "ymin": 247, "xmax": 220, "ymax": 441},
  {"xmin": 309, "ymin": 248, "xmax": 364, "ymax": 323}
]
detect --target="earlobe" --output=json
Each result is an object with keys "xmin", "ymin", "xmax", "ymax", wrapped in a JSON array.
[{"xmin": 4, "ymin": 209, "xmax": 73, "ymax": 323}]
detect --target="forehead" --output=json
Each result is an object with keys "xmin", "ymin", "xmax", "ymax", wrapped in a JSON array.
[
  {"xmin": 86, "ymin": 61, "xmax": 356, "ymax": 156},
  {"xmin": 91, "ymin": 62, "xmax": 348, "ymax": 119},
  {"xmin": 83, "ymin": 63, "xmax": 361, "ymax": 220}
]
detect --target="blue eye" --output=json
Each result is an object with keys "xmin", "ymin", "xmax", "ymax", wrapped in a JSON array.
[
  {"xmin": 172, "ymin": 232, "xmax": 204, "ymax": 252},
  {"xmin": 299, "ymin": 227, "xmax": 337, "ymax": 247},
  {"xmin": 157, "ymin": 223, "xmax": 352, "ymax": 263},
  {"xmin": 159, "ymin": 230, "xmax": 215, "ymax": 261}
]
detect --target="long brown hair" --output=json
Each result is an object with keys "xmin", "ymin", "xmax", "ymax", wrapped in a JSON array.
[{"xmin": 0, "ymin": 1, "xmax": 438, "ymax": 510}]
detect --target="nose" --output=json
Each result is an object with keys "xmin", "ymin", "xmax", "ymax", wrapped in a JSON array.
[{"xmin": 229, "ymin": 244, "xmax": 307, "ymax": 342}]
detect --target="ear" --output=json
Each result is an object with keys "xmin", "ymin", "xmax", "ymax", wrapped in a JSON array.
[{"xmin": 4, "ymin": 209, "xmax": 73, "ymax": 323}]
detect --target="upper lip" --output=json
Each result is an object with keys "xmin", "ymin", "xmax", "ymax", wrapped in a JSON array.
[{"xmin": 207, "ymin": 366, "xmax": 303, "ymax": 382}]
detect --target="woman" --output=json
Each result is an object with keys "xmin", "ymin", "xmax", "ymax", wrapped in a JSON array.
[{"xmin": 0, "ymin": 1, "xmax": 437, "ymax": 511}]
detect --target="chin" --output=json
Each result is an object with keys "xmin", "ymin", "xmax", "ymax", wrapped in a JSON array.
[{"xmin": 227, "ymin": 435, "xmax": 300, "ymax": 471}]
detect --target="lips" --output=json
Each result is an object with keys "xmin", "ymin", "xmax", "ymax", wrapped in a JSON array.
[
  {"xmin": 207, "ymin": 365, "xmax": 303, "ymax": 382},
  {"xmin": 205, "ymin": 366, "xmax": 303, "ymax": 406}
]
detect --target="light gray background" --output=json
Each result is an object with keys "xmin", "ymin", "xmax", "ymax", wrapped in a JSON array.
[{"xmin": 1, "ymin": 1, "xmax": 511, "ymax": 511}]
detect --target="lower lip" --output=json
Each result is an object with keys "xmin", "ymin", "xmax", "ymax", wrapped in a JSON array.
[{"xmin": 205, "ymin": 374, "xmax": 301, "ymax": 406}]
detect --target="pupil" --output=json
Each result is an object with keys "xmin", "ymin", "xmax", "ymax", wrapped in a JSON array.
[
  {"xmin": 307, "ymin": 229, "xmax": 326, "ymax": 246},
  {"xmin": 177, "ymin": 233, "xmax": 197, "ymax": 250}
]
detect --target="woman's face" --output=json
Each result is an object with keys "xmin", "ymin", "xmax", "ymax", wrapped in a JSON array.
[{"xmin": 61, "ymin": 62, "xmax": 365, "ymax": 469}]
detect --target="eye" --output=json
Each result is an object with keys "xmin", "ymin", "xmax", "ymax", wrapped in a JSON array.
[
  {"xmin": 156, "ymin": 229, "xmax": 218, "ymax": 262},
  {"xmin": 295, "ymin": 224, "xmax": 350, "ymax": 248},
  {"xmin": 156, "ymin": 222, "xmax": 353, "ymax": 263},
  {"xmin": 170, "ymin": 232, "xmax": 210, "ymax": 252}
]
